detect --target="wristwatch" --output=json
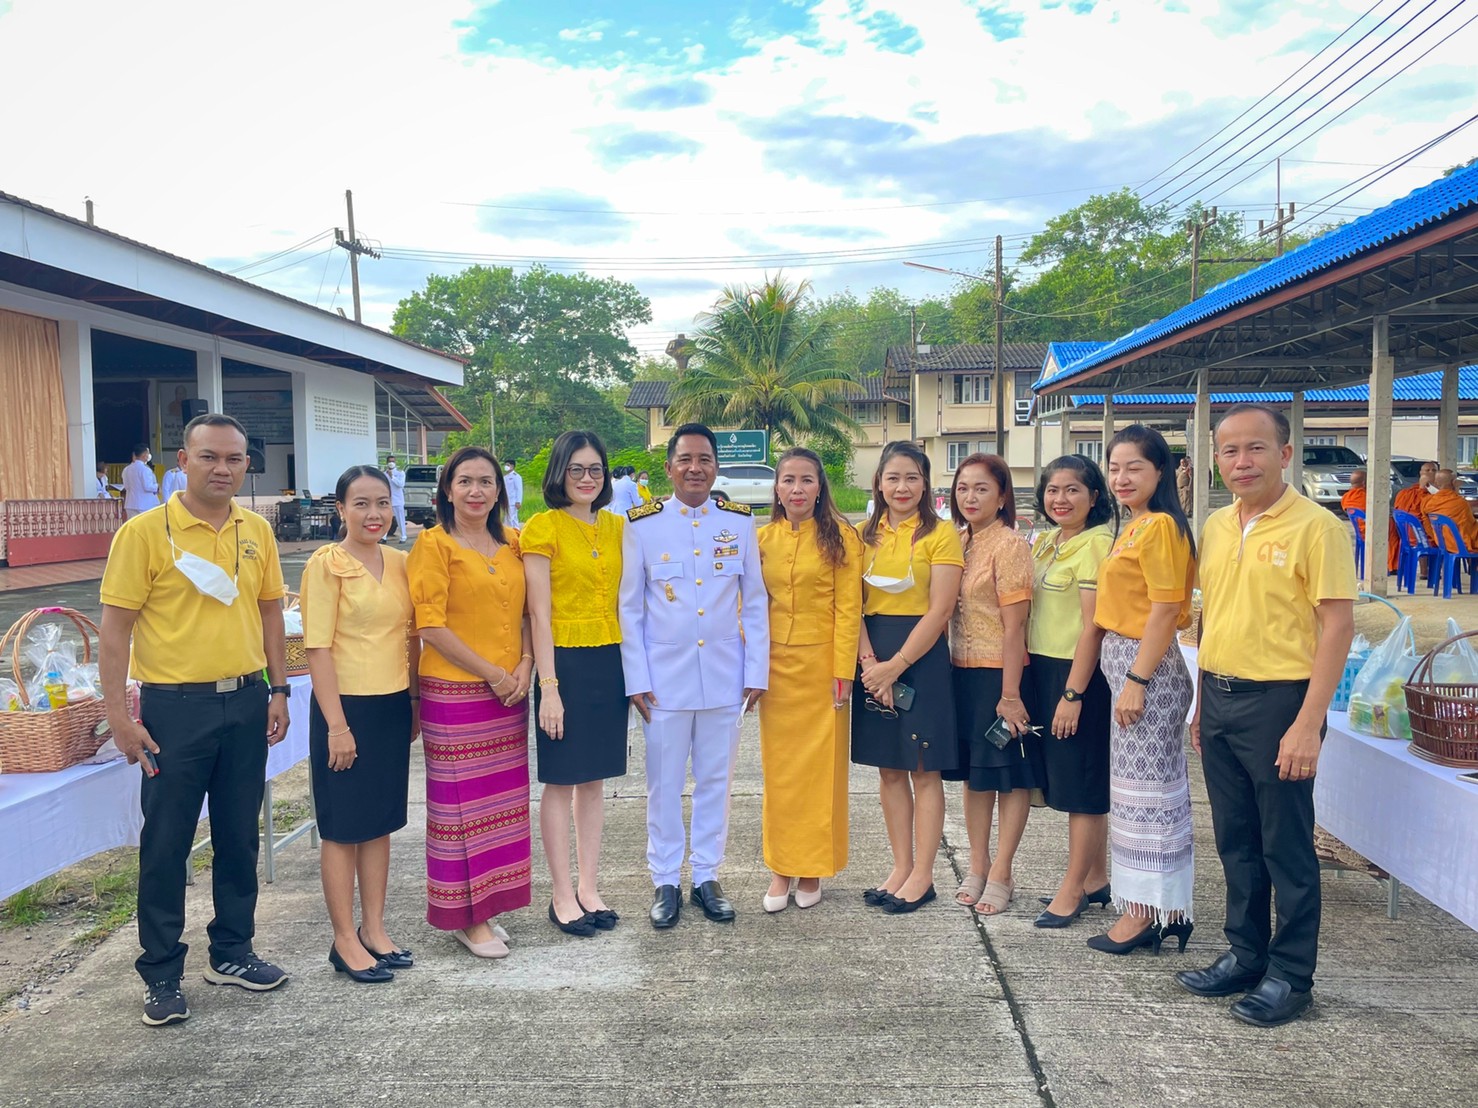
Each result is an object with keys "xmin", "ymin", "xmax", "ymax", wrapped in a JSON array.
[
  {"xmin": 268, "ymin": 685, "xmax": 292, "ymax": 697},
  {"xmin": 1061, "ymin": 687, "xmax": 1082, "ymax": 703}
]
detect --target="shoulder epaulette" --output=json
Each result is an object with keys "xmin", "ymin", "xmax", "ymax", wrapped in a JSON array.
[
  {"xmin": 627, "ymin": 501, "xmax": 663, "ymax": 522},
  {"xmin": 716, "ymin": 500, "xmax": 752, "ymax": 516}
]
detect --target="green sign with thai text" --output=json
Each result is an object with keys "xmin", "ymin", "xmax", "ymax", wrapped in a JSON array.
[{"xmin": 715, "ymin": 429, "xmax": 768, "ymax": 463}]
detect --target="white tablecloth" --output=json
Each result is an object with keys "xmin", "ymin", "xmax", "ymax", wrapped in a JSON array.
[
  {"xmin": 1180, "ymin": 643, "xmax": 1478, "ymax": 930},
  {"xmin": 0, "ymin": 676, "xmax": 312, "ymax": 901}
]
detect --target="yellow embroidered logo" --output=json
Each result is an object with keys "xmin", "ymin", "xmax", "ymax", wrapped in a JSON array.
[{"xmin": 1256, "ymin": 540, "xmax": 1289, "ymax": 568}]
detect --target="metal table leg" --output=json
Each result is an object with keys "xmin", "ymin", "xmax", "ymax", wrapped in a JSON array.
[{"xmin": 262, "ymin": 779, "xmax": 276, "ymax": 883}]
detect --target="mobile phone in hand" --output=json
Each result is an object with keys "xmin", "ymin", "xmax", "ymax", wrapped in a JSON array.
[
  {"xmin": 891, "ymin": 682, "xmax": 916, "ymax": 712},
  {"xmin": 1458, "ymin": 770, "xmax": 1478, "ymax": 784},
  {"xmin": 140, "ymin": 749, "xmax": 159, "ymax": 777}
]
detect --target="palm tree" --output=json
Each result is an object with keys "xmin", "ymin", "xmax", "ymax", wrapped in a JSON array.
[{"xmin": 668, "ymin": 275, "xmax": 862, "ymax": 449}]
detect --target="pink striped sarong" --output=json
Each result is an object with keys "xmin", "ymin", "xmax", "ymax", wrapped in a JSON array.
[{"xmin": 421, "ymin": 677, "xmax": 531, "ymax": 930}]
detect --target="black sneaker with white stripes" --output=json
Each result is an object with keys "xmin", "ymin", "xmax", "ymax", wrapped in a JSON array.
[
  {"xmin": 203, "ymin": 953, "xmax": 289, "ymax": 991},
  {"xmin": 142, "ymin": 979, "xmax": 190, "ymax": 1026}
]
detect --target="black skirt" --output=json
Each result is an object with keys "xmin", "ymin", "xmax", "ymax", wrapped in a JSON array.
[
  {"xmin": 945, "ymin": 665, "xmax": 1038, "ymax": 793},
  {"xmin": 534, "ymin": 643, "xmax": 628, "ymax": 785},
  {"xmin": 851, "ymin": 614, "xmax": 957, "ymax": 773},
  {"xmin": 1024, "ymin": 653, "xmax": 1110, "ymax": 815},
  {"xmin": 309, "ymin": 690, "xmax": 413, "ymax": 844}
]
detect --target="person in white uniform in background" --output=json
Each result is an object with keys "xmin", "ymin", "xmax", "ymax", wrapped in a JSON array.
[
  {"xmin": 123, "ymin": 443, "xmax": 161, "ymax": 517},
  {"xmin": 503, "ymin": 459, "xmax": 524, "ymax": 527},
  {"xmin": 385, "ymin": 455, "xmax": 408, "ymax": 542},
  {"xmin": 160, "ymin": 457, "xmax": 187, "ymax": 503},
  {"xmin": 619, "ymin": 424, "xmax": 770, "ymax": 930}
]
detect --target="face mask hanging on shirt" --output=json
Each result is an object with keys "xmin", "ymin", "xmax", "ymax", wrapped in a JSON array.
[
  {"xmin": 862, "ymin": 552, "xmax": 917, "ymax": 594},
  {"xmin": 166, "ymin": 502, "xmax": 240, "ymax": 605}
]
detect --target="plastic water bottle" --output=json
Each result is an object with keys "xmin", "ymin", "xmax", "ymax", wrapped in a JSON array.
[{"xmin": 43, "ymin": 671, "xmax": 68, "ymax": 710}]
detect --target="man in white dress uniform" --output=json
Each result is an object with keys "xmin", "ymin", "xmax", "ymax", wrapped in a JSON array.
[
  {"xmin": 619, "ymin": 423, "xmax": 770, "ymax": 929},
  {"xmin": 384, "ymin": 455, "xmax": 407, "ymax": 542}
]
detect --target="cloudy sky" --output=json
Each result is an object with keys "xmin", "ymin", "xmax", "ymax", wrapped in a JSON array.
[{"xmin": 3, "ymin": 0, "xmax": 1476, "ymax": 359}]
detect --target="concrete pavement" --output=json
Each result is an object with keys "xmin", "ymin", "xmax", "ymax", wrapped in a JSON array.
[{"xmin": 2, "ymin": 704, "xmax": 1476, "ymax": 1108}]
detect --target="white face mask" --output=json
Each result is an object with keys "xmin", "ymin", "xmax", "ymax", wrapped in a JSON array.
[
  {"xmin": 863, "ymin": 552, "xmax": 917, "ymax": 594},
  {"xmin": 166, "ymin": 503, "xmax": 240, "ymax": 605},
  {"xmin": 638, "ymin": 477, "xmax": 648, "ymax": 486}
]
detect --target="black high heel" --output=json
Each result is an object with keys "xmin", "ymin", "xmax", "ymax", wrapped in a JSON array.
[
  {"xmin": 329, "ymin": 943, "xmax": 394, "ymax": 983},
  {"xmin": 1034, "ymin": 895, "xmax": 1089, "ymax": 929},
  {"xmin": 358, "ymin": 927, "xmax": 413, "ymax": 968},
  {"xmin": 1085, "ymin": 920, "xmax": 1161, "ymax": 955},
  {"xmin": 1157, "ymin": 919, "xmax": 1194, "ymax": 954},
  {"xmin": 1039, "ymin": 882, "xmax": 1112, "ymax": 909},
  {"xmin": 548, "ymin": 901, "xmax": 597, "ymax": 937}
]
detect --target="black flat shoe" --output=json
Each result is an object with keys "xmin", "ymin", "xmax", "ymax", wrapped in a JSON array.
[
  {"xmin": 1231, "ymin": 977, "xmax": 1313, "ymax": 1028},
  {"xmin": 548, "ymin": 901, "xmax": 597, "ymax": 937},
  {"xmin": 1177, "ymin": 951, "xmax": 1266, "ymax": 997},
  {"xmin": 1039, "ymin": 882, "xmax": 1111, "ymax": 908},
  {"xmin": 862, "ymin": 887, "xmax": 891, "ymax": 906},
  {"xmin": 650, "ymin": 884, "xmax": 681, "ymax": 930},
  {"xmin": 575, "ymin": 894, "xmax": 619, "ymax": 931},
  {"xmin": 1033, "ymin": 896, "xmax": 1088, "ymax": 929},
  {"xmin": 881, "ymin": 885, "xmax": 937, "ymax": 914},
  {"xmin": 328, "ymin": 944, "xmax": 394, "ymax": 983},
  {"xmin": 357, "ymin": 928, "xmax": 413, "ymax": 969},
  {"xmin": 691, "ymin": 880, "xmax": 737, "ymax": 923},
  {"xmin": 1085, "ymin": 920, "xmax": 1160, "ymax": 955}
]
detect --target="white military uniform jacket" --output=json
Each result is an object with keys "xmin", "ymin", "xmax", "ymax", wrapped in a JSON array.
[{"xmin": 619, "ymin": 495, "xmax": 770, "ymax": 711}]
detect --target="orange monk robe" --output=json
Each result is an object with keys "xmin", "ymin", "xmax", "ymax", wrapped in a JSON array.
[
  {"xmin": 1423, "ymin": 487, "xmax": 1478, "ymax": 554},
  {"xmin": 1393, "ymin": 484, "xmax": 1435, "ymax": 542},
  {"xmin": 1342, "ymin": 486, "xmax": 1401, "ymax": 573}
]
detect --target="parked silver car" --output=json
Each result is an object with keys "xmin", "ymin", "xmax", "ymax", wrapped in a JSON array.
[
  {"xmin": 402, "ymin": 464, "xmax": 441, "ymax": 527},
  {"xmin": 1300, "ymin": 445, "xmax": 1365, "ymax": 508},
  {"xmin": 712, "ymin": 463, "xmax": 777, "ymax": 507}
]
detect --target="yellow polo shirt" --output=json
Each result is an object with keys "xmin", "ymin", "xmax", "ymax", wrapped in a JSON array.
[
  {"xmin": 100, "ymin": 493, "xmax": 286, "ymax": 683},
  {"xmin": 858, "ymin": 515, "xmax": 965, "ymax": 617},
  {"xmin": 1198, "ymin": 484, "xmax": 1357, "ymax": 681}
]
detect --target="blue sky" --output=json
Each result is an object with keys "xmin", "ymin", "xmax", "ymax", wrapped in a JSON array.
[{"xmin": 2, "ymin": 0, "xmax": 1476, "ymax": 354}]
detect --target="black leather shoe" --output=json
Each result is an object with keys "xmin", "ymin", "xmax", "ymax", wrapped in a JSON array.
[
  {"xmin": 881, "ymin": 885, "xmax": 937, "ymax": 914},
  {"xmin": 862, "ymin": 887, "xmax": 890, "ymax": 906},
  {"xmin": 576, "ymin": 894, "xmax": 619, "ymax": 931},
  {"xmin": 328, "ymin": 944, "xmax": 394, "ymax": 983},
  {"xmin": 1039, "ymin": 882, "xmax": 1111, "ymax": 908},
  {"xmin": 1033, "ymin": 896, "xmax": 1088, "ymax": 929},
  {"xmin": 1231, "ymin": 977, "xmax": 1312, "ymax": 1028},
  {"xmin": 650, "ymin": 885, "xmax": 681, "ymax": 930},
  {"xmin": 358, "ymin": 928, "xmax": 413, "ymax": 969},
  {"xmin": 1176, "ymin": 951, "xmax": 1265, "ymax": 997},
  {"xmin": 691, "ymin": 880, "xmax": 737, "ymax": 922}
]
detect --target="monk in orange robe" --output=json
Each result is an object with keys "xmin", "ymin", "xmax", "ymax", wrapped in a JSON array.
[
  {"xmin": 1342, "ymin": 469, "xmax": 1400, "ymax": 574},
  {"xmin": 1423, "ymin": 469, "xmax": 1478, "ymax": 554},
  {"xmin": 1393, "ymin": 460, "xmax": 1437, "ymax": 543}
]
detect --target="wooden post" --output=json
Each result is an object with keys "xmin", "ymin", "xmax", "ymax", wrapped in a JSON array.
[
  {"xmin": 1289, "ymin": 391, "xmax": 1305, "ymax": 492},
  {"xmin": 1193, "ymin": 369, "xmax": 1211, "ymax": 539},
  {"xmin": 1367, "ymin": 317, "xmax": 1395, "ymax": 597}
]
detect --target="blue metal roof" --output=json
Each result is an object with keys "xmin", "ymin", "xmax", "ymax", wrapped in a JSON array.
[
  {"xmin": 1037, "ymin": 161, "xmax": 1478, "ymax": 391},
  {"xmin": 1064, "ymin": 365, "xmax": 1478, "ymax": 408}
]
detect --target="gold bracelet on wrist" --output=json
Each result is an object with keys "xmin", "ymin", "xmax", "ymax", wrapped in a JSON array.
[
  {"xmin": 520, "ymin": 653, "xmax": 534, "ymax": 663},
  {"xmin": 539, "ymin": 677, "xmax": 559, "ymax": 688},
  {"xmin": 328, "ymin": 726, "xmax": 352, "ymax": 737},
  {"xmin": 491, "ymin": 670, "xmax": 512, "ymax": 689},
  {"xmin": 894, "ymin": 651, "xmax": 913, "ymax": 667}
]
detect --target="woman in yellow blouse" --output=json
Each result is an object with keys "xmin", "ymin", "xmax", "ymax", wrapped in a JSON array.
[
  {"xmin": 302, "ymin": 465, "xmax": 418, "ymax": 983},
  {"xmin": 1027, "ymin": 455, "xmax": 1116, "ymax": 929},
  {"xmin": 524, "ymin": 431, "xmax": 626, "ymax": 937},
  {"xmin": 407, "ymin": 446, "xmax": 533, "ymax": 960},
  {"xmin": 1090, "ymin": 425, "xmax": 1196, "ymax": 956},
  {"xmin": 946, "ymin": 453, "xmax": 1036, "ymax": 916},
  {"xmin": 855, "ymin": 441, "xmax": 965, "ymax": 914},
  {"xmin": 757, "ymin": 447, "xmax": 862, "ymax": 912}
]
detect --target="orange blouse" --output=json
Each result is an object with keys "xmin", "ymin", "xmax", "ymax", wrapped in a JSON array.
[
  {"xmin": 407, "ymin": 525, "xmax": 526, "ymax": 682},
  {"xmin": 950, "ymin": 523, "xmax": 1033, "ymax": 668}
]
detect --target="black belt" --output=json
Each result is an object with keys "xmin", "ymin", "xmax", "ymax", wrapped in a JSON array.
[
  {"xmin": 1203, "ymin": 673, "xmax": 1307, "ymax": 694},
  {"xmin": 141, "ymin": 673, "xmax": 261, "ymax": 694}
]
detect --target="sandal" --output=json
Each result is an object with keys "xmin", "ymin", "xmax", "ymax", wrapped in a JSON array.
[
  {"xmin": 975, "ymin": 878, "xmax": 1015, "ymax": 915},
  {"xmin": 955, "ymin": 873, "xmax": 987, "ymax": 906}
]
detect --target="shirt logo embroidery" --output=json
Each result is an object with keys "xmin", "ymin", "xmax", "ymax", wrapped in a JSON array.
[
  {"xmin": 240, "ymin": 539, "xmax": 260, "ymax": 560},
  {"xmin": 711, "ymin": 529, "xmax": 738, "ymax": 544},
  {"xmin": 1257, "ymin": 540, "xmax": 1289, "ymax": 568}
]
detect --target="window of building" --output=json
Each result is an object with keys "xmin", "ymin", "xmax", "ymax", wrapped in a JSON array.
[
  {"xmin": 895, "ymin": 403, "xmax": 909, "ymax": 424},
  {"xmin": 1459, "ymin": 435, "xmax": 1478, "ymax": 466},
  {"xmin": 1075, "ymin": 440, "xmax": 1103, "ymax": 463},
  {"xmin": 857, "ymin": 402, "xmax": 882, "ymax": 424},
  {"xmin": 952, "ymin": 374, "xmax": 991, "ymax": 405},
  {"xmin": 947, "ymin": 440, "xmax": 997, "ymax": 470},
  {"xmin": 1303, "ymin": 435, "xmax": 1339, "ymax": 446}
]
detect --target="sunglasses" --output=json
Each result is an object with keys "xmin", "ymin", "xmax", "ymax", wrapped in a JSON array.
[{"xmin": 863, "ymin": 697, "xmax": 899, "ymax": 719}]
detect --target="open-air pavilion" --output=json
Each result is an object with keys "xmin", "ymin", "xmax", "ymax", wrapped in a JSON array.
[{"xmin": 1035, "ymin": 161, "xmax": 1478, "ymax": 596}]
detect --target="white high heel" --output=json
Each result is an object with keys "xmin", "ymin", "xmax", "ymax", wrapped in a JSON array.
[
  {"xmin": 763, "ymin": 878, "xmax": 796, "ymax": 913},
  {"xmin": 794, "ymin": 881, "xmax": 822, "ymax": 909}
]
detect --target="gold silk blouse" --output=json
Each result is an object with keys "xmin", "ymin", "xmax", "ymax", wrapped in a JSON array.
[
  {"xmin": 758, "ymin": 517, "xmax": 864, "ymax": 681},
  {"xmin": 949, "ymin": 523, "xmax": 1033, "ymax": 668},
  {"xmin": 858, "ymin": 515, "xmax": 966, "ymax": 617},
  {"xmin": 299, "ymin": 543, "xmax": 414, "ymax": 695},
  {"xmin": 518, "ymin": 508, "xmax": 624, "ymax": 647},
  {"xmin": 407, "ymin": 525, "xmax": 526, "ymax": 682}
]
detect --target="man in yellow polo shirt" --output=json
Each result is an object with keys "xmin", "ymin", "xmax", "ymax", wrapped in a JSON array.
[
  {"xmin": 100, "ymin": 413, "xmax": 291, "ymax": 1027},
  {"xmin": 1179, "ymin": 404, "xmax": 1355, "ymax": 1029}
]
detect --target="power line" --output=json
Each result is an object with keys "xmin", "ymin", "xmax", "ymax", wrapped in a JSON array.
[{"xmin": 227, "ymin": 229, "xmax": 334, "ymax": 274}]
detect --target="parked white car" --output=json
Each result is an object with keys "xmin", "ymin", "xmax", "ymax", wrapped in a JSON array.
[{"xmin": 712, "ymin": 463, "xmax": 776, "ymax": 507}]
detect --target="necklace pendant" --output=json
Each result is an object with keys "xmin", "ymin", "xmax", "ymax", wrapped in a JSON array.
[
  {"xmin": 487, "ymin": 564, "xmax": 496, "ymax": 575},
  {"xmin": 592, "ymin": 549, "xmax": 600, "ymax": 558}
]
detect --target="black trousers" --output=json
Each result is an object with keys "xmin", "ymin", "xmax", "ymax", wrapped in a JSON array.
[
  {"xmin": 1200, "ymin": 677, "xmax": 1323, "ymax": 992},
  {"xmin": 135, "ymin": 683, "xmax": 268, "ymax": 984}
]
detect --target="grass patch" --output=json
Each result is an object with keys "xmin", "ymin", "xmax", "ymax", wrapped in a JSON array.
[
  {"xmin": 1, "ymin": 878, "xmax": 62, "ymax": 928},
  {"xmin": 833, "ymin": 487, "xmax": 872, "ymax": 513},
  {"xmin": 269, "ymin": 797, "xmax": 313, "ymax": 834}
]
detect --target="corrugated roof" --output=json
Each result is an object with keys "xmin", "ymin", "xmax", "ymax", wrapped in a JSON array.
[
  {"xmin": 1035, "ymin": 341, "xmax": 1108, "ymax": 386},
  {"xmin": 1038, "ymin": 161, "xmax": 1478, "ymax": 390},
  {"xmin": 859, "ymin": 375, "xmax": 910, "ymax": 402},
  {"xmin": 913, "ymin": 342, "xmax": 1050, "ymax": 372},
  {"xmin": 1064, "ymin": 365, "xmax": 1478, "ymax": 408}
]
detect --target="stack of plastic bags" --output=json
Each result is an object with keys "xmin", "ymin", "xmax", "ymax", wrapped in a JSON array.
[{"xmin": 0, "ymin": 624, "xmax": 101, "ymax": 714}]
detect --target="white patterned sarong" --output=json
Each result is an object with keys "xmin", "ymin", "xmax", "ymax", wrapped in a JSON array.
[{"xmin": 1100, "ymin": 631, "xmax": 1195, "ymax": 922}]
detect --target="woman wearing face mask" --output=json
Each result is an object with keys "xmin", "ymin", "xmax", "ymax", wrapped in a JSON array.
[
  {"xmin": 945, "ymin": 454, "xmax": 1035, "ymax": 916},
  {"xmin": 407, "ymin": 447, "xmax": 533, "ymax": 959},
  {"xmin": 301, "ymin": 465, "xmax": 419, "ymax": 983},
  {"xmin": 756, "ymin": 447, "xmax": 862, "ymax": 912},
  {"xmin": 636, "ymin": 470, "xmax": 653, "ymax": 504},
  {"xmin": 523, "ymin": 431, "xmax": 626, "ymax": 937},
  {"xmin": 1026, "ymin": 456, "xmax": 1116, "ymax": 929},
  {"xmin": 854, "ymin": 442, "xmax": 965, "ymax": 914},
  {"xmin": 1089, "ymin": 425, "xmax": 1196, "ymax": 956}
]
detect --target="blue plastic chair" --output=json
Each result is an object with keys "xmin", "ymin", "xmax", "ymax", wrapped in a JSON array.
[
  {"xmin": 1348, "ymin": 508, "xmax": 1365, "ymax": 579},
  {"xmin": 1428, "ymin": 514, "xmax": 1478, "ymax": 599},
  {"xmin": 1391, "ymin": 509, "xmax": 1439, "ymax": 594}
]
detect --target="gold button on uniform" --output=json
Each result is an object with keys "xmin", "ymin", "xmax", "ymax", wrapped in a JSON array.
[
  {"xmin": 697, "ymin": 608, "xmax": 705, "ymax": 615},
  {"xmin": 698, "ymin": 639, "xmax": 705, "ymax": 646},
  {"xmin": 693, "ymin": 549, "xmax": 701, "ymax": 555},
  {"xmin": 695, "ymin": 579, "xmax": 703, "ymax": 586},
  {"xmin": 692, "ymin": 521, "xmax": 700, "ymax": 528},
  {"xmin": 714, "ymin": 562, "xmax": 723, "ymax": 570}
]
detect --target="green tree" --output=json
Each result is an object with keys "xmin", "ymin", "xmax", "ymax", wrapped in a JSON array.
[
  {"xmin": 667, "ymin": 275, "xmax": 862, "ymax": 448},
  {"xmin": 810, "ymin": 287, "xmax": 955, "ymax": 377},
  {"xmin": 391, "ymin": 265, "xmax": 653, "ymax": 460}
]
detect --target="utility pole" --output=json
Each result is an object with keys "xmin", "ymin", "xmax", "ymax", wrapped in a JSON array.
[
  {"xmin": 84, "ymin": 197, "xmax": 94, "ymax": 226},
  {"xmin": 334, "ymin": 189, "xmax": 381, "ymax": 323},
  {"xmin": 1258, "ymin": 201, "xmax": 1297, "ymax": 257},
  {"xmin": 994, "ymin": 233, "xmax": 1005, "ymax": 454},
  {"xmin": 1187, "ymin": 207, "xmax": 1218, "ymax": 300}
]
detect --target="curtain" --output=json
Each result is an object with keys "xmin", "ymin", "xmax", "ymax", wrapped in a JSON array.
[{"xmin": 0, "ymin": 309, "xmax": 72, "ymax": 500}]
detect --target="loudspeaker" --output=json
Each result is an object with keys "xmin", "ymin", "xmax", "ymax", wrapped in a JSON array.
[
  {"xmin": 247, "ymin": 436, "xmax": 266, "ymax": 475},
  {"xmin": 182, "ymin": 399, "xmax": 209, "ymax": 422}
]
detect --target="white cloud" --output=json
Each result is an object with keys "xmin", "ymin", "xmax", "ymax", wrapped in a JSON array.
[{"xmin": 558, "ymin": 24, "xmax": 605, "ymax": 43}]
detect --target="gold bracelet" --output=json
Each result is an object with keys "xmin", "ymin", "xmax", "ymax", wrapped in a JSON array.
[
  {"xmin": 520, "ymin": 652, "xmax": 534, "ymax": 662},
  {"xmin": 491, "ymin": 670, "xmax": 512, "ymax": 690},
  {"xmin": 894, "ymin": 651, "xmax": 913, "ymax": 667},
  {"xmin": 1000, "ymin": 695, "xmax": 1021, "ymax": 702},
  {"xmin": 539, "ymin": 677, "xmax": 559, "ymax": 688},
  {"xmin": 328, "ymin": 726, "xmax": 352, "ymax": 737}
]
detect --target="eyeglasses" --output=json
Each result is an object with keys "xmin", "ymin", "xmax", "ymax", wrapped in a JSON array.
[
  {"xmin": 566, "ymin": 465, "xmax": 605, "ymax": 480},
  {"xmin": 863, "ymin": 697, "xmax": 898, "ymax": 719}
]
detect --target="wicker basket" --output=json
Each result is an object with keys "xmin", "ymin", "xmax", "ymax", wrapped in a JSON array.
[
  {"xmin": 1403, "ymin": 629, "xmax": 1478, "ymax": 767},
  {"xmin": 284, "ymin": 592, "xmax": 308, "ymax": 677},
  {"xmin": 0, "ymin": 608, "xmax": 109, "ymax": 773}
]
